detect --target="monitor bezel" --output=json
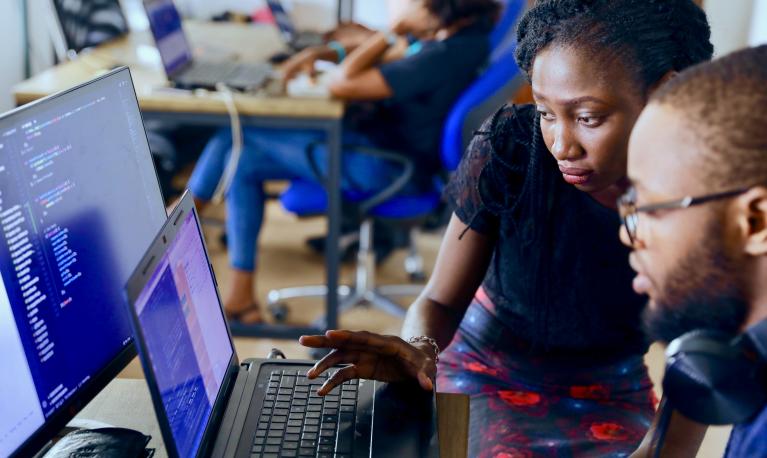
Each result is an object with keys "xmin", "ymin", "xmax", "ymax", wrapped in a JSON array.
[
  {"xmin": 7, "ymin": 66, "xmax": 166, "ymax": 458},
  {"xmin": 124, "ymin": 191, "xmax": 240, "ymax": 458}
]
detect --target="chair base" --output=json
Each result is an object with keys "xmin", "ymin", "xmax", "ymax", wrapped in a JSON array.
[{"xmin": 267, "ymin": 220, "xmax": 426, "ymax": 324}]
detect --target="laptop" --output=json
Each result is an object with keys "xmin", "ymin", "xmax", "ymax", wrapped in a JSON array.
[
  {"xmin": 143, "ymin": 0, "xmax": 272, "ymax": 91},
  {"xmin": 266, "ymin": 0, "xmax": 325, "ymax": 51},
  {"xmin": 124, "ymin": 191, "xmax": 440, "ymax": 458}
]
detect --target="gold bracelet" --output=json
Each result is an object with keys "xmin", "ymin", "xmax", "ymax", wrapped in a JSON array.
[{"xmin": 408, "ymin": 336, "xmax": 440, "ymax": 363}]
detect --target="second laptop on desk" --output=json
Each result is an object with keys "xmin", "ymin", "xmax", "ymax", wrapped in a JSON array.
[
  {"xmin": 143, "ymin": 0, "xmax": 272, "ymax": 91},
  {"xmin": 124, "ymin": 191, "xmax": 439, "ymax": 458}
]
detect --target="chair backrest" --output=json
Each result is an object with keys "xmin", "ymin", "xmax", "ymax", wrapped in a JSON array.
[
  {"xmin": 440, "ymin": 0, "xmax": 527, "ymax": 171},
  {"xmin": 51, "ymin": 0, "xmax": 129, "ymax": 55}
]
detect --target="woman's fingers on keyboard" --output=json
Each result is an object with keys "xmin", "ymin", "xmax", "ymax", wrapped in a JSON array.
[
  {"xmin": 307, "ymin": 349, "xmax": 360, "ymax": 379},
  {"xmin": 318, "ymin": 366, "xmax": 359, "ymax": 395}
]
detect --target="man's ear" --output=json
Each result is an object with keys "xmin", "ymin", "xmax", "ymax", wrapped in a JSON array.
[
  {"xmin": 736, "ymin": 187, "xmax": 767, "ymax": 256},
  {"xmin": 647, "ymin": 71, "xmax": 678, "ymax": 96}
]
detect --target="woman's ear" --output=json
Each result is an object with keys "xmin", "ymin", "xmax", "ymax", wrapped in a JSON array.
[{"xmin": 647, "ymin": 71, "xmax": 678, "ymax": 96}]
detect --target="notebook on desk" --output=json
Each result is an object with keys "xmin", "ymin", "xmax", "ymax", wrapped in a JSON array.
[
  {"xmin": 124, "ymin": 191, "xmax": 439, "ymax": 458},
  {"xmin": 143, "ymin": 0, "xmax": 272, "ymax": 91}
]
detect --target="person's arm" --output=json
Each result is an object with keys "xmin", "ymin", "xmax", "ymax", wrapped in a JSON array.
[
  {"xmin": 401, "ymin": 214, "xmax": 496, "ymax": 352},
  {"xmin": 327, "ymin": 32, "xmax": 396, "ymax": 100},
  {"xmin": 299, "ymin": 214, "xmax": 496, "ymax": 393}
]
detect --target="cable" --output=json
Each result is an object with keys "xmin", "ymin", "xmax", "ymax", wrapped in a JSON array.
[
  {"xmin": 212, "ymin": 83, "xmax": 243, "ymax": 204},
  {"xmin": 651, "ymin": 397, "xmax": 674, "ymax": 458}
]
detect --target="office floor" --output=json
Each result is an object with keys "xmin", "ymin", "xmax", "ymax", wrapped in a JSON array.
[{"xmin": 117, "ymin": 198, "xmax": 731, "ymax": 457}]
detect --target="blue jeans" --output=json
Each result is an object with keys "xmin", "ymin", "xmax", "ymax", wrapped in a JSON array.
[{"xmin": 188, "ymin": 127, "xmax": 407, "ymax": 271}]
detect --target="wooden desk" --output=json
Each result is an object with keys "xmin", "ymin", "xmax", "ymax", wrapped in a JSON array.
[
  {"xmin": 73, "ymin": 378, "xmax": 469, "ymax": 458},
  {"xmin": 13, "ymin": 22, "xmax": 343, "ymax": 119},
  {"xmin": 13, "ymin": 22, "xmax": 345, "ymax": 339}
]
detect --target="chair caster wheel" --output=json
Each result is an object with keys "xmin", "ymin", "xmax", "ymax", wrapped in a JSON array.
[
  {"xmin": 409, "ymin": 271, "xmax": 426, "ymax": 282},
  {"xmin": 310, "ymin": 347, "xmax": 331, "ymax": 360},
  {"xmin": 268, "ymin": 302, "xmax": 289, "ymax": 323}
]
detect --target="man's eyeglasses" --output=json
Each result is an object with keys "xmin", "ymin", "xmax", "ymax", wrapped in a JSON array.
[{"xmin": 617, "ymin": 186, "xmax": 750, "ymax": 246}]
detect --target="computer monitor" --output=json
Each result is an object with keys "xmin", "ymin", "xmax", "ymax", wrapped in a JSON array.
[{"xmin": 0, "ymin": 67, "xmax": 166, "ymax": 457}]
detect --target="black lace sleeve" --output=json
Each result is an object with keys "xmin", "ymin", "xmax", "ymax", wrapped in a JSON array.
[{"xmin": 444, "ymin": 104, "xmax": 536, "ymax": 236}]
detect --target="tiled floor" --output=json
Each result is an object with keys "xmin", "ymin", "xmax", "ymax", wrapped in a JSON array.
[{"xmin": 118, "ymin": 199, "xmax": 730, "ymax": 457}]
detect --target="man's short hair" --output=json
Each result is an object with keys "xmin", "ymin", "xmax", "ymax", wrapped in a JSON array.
[{"xmin": 650, "ymin": 45, "xmax": 767, "ymax": 188}]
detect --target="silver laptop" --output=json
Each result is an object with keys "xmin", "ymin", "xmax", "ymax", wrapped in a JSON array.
[
  {"xmin": 144, "ymin": 0, "xmax": 272, "ymax": 91},
  {"xmin": 124, "ymin": 191, "xmax": 440, "ymax": 458}
]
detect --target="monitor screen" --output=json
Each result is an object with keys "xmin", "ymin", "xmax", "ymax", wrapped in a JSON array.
[
  {"xmin": 144, "ymin": 0, "xmax": 192, "ymax": 76},
  {"xmin": 132, "ymin": 209, "xmax": 233, "ymax": 458},
  {"xmin": 0, "ymin": 68, "xmax": 166, "ymax": 456}
]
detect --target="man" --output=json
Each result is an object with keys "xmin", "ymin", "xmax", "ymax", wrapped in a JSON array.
[{"xmin": 621, "ymin": 44, "xmax": 767, "ymax": 456}]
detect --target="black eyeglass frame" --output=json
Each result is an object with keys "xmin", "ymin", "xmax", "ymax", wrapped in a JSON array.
[{"xmin": 617, "ymin": 187, "xmax": 750, "ymax": 245}]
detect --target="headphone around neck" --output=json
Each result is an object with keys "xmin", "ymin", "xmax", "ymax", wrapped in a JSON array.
[{"xmin": 663, "ymin": 319, "xmax": 767, "ymax": 425}]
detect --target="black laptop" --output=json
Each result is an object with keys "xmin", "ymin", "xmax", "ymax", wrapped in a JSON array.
[
  {"xmin": 143, "ymin": 0, "xmax": 272, "ymax": 91},
  {"xmin": 124, "ymin": 191, "xmax": 440, "ymax": 458},
  {"xmin": 266, "ymin": 0, "xmax": 325, "ymax": 51}
]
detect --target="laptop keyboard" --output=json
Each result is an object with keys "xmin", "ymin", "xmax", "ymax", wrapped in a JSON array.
[
  {"xmin": 251, "ymin": 369, "xmax": 359, "ymax": 458},
  {"xmin": 183, "ymin": 61, "xmax": 272, "ymax": 89}
]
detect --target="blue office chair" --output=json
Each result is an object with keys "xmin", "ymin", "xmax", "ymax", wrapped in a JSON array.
[{"xmin": 267, "ymin": 0, "xmax": 527, "ymax": 322}]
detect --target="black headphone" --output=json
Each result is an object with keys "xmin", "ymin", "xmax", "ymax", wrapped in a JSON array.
[{"xmin": 662, "ymin": 319, "xmax": 767, "ymax": 425}]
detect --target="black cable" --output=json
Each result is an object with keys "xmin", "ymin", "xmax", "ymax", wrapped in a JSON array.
[
  {"xmin": 21, "ymin": 0, "xmax": 31, "ymax": 78},
  {"xmin": 651, "ymin": 397, "xmax": 674, "ymax": 458}
]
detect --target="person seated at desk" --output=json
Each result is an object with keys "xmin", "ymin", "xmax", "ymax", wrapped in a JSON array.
[
  {"xmin": 299, "ymin": 0, "xmax": 713, "ymax": 455},
  {"xmin": 620, "ymin": 45, "xmax": 767, "ymax": 458},
  {"xmin": 187, "ymin": 0, "xmax": 500, "ymax": 324}
]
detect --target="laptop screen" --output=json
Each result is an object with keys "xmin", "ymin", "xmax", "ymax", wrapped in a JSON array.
[
  {"xmin": 144, "ymin": 0, "xmax": 192, "ymax": 76},
  {"xmin": 132, "ymin": 210, "xmax": 233, "ymax": 458}
]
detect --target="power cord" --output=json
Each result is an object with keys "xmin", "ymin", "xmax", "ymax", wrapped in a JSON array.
[{"xmin": 211, "ymin": 82, "xmax": 244, "ymax": 204}]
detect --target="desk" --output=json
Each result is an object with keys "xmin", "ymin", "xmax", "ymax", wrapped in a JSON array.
[
  {"xmin": 73, "ymin": 378, "xmax": 469, "ymax": 458},
  {"xmin": 13, "ymin": 22, "xmax": 344, "ymax": 338}
]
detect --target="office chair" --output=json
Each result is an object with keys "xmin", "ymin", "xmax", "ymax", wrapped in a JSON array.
[{"xmin": 267, "ymin": 0, "xmax": 527, "ymax": 324}]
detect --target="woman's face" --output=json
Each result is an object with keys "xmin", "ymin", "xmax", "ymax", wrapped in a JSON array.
[{"xmin": 531, "ymin": 45, "xmax": 647, "ymax": 193}]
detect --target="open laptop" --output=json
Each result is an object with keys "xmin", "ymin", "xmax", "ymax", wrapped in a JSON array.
[
  {"xmin": 144, "ymin": 0, "xmax": 272, "ymax": 91},
  {"xmin": 124, "ymin": 191, "xmax": 440, "ymax": 458},
  {"xmin": 266, "ymin": 0, "xmax": 325, "ymax": 51}
]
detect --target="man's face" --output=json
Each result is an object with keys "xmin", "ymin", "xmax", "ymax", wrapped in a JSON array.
[{"xmin": 623, "ymin": 104, "xmax": 748, "ymax": 343}]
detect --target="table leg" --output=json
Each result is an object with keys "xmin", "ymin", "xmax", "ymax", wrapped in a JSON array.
[{"xmin": 324, "ymin": 120, "xmax": 341, "ymax": 331}]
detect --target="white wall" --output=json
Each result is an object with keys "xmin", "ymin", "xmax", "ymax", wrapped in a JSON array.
[
  {"xmin": 750, "ymin": 0, "xmax": 767, "ymax": 46},
  {"xmin": 705, "ymin": 0, "xmax": 756, "ymax": 56},
  {"xmin": 0, "ymin": 1, "xmax": 25, "ymax": 111}
]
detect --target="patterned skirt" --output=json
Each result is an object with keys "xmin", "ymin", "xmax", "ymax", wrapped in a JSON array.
[{"xmin": 436, "ymin": 289, "xmax": 657, "ymax": 458}]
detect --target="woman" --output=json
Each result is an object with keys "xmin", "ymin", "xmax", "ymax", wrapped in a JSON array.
[
  {"xmin": 188, "ymin": 0, "xmax": 500, "ymax": 324},
  {"xmin": 299, "ymin": 0, "xmax": 714, "ymax": 455}
]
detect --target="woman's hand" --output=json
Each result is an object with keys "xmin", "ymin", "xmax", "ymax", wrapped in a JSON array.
[
  {"xmin": 299, "ymin": 330, "xmax": 437, "ymax": 395},
  {"xmin": 280, "ymin": 47, "xmax": 323, "ymax": 83}
]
